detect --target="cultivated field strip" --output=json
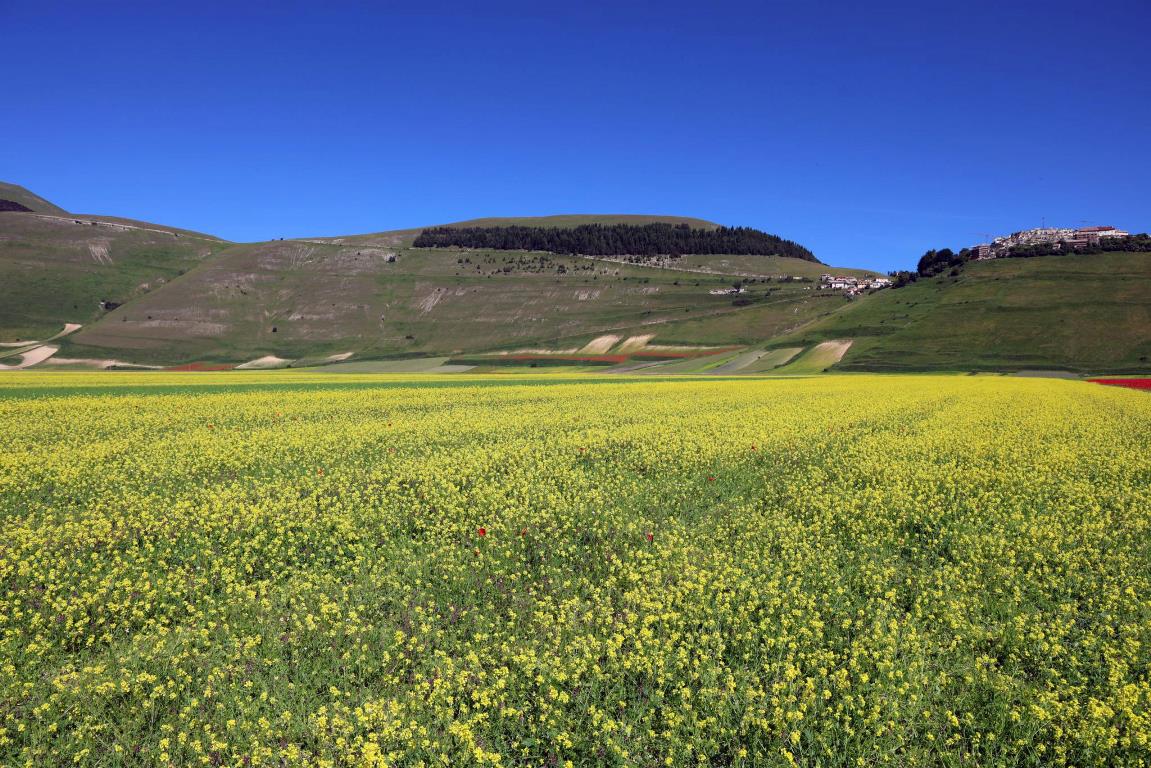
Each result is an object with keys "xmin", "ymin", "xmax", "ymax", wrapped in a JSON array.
[{"xmin": 1, "ymin": 374, "xmax": 1149, "ymax": 766}]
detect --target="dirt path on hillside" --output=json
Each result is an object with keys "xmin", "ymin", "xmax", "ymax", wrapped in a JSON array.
[
  {"xmin": 21, "ymin": 213, "xmax": 220, "ymax": 242},
  {"xmin": 616, "ymin": 334, "xmax": 654, "ymax": 353},
  {"xmin": 818, "ymin": 339, "xmax": 853, "ymax": 363},
  {"xmin": 775, "ymin": 339, "xmax": 854, "ymax": 374},
  {"xmin": 0, "ymin": 323, "xmax": 82, "ymax": 347},
  {"xmin": 580, "ymin": 334, "xmax": 622, "ymax": 354},
  {"xmin": 0, "ymin": 345, "xmax": 59, "ymax": 370},
  {"xmin": 236, "ymin": 355, "xmax": 294, "ymax": 370},
  {"xmin": 42, "ymin": 357, "xmax": 163, "ymax": 370},
  {"xmin": 578, "ymin": 255, "xmax": 816, "ymax": 279},
  {"xmin": 47, "ymin": 323, "xmax": 82, "ymax": 340}
]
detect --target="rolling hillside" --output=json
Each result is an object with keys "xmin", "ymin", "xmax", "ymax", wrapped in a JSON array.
[
  {"xmin": 3, "ymin": 182, "xmax": 1146, "ymax": 373},
  {"xmin": 63, "ymin": 240, "xmax": 852, "ymax": 364},
  {"xmin": 0, "ymin": 208, "xmax": 228, "ymax": 341},
  {"xmin": 779, "ymin": 251, "xmax": 1151, "ymax": 372},
  {"xmin": 0, "ymin": 182, "xmax": 69, "ymax": 215},
  {"xmin": 0, "ymin": 187, "xmax": 862, "ymax": 365}
]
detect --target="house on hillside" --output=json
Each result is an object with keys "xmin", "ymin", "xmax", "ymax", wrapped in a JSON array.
[
  {"xmin": 1068, "ymin": 226, "xmax": 1129, "ymax": 249},
  {"xmin": 975, "ymin": 224, "xmax": 1130, "ymax": 258}
]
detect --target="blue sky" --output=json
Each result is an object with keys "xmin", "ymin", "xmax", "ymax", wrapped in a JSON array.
[{"xmin": 2, "ymin": 0, "xmax": 1148, "ymax": 271}]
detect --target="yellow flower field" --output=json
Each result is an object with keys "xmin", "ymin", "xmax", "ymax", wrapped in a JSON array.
[{"xmin": 1, "ymin": 372, "xmax": 1149, "ymax": 767}]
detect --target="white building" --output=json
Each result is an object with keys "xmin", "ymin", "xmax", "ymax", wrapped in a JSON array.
[{"xmin": 978, "ymin": 224, "xmax": 1130, "ymax": 258}]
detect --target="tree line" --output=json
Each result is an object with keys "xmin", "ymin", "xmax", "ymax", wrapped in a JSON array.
[{"xmin": 413, "ymin": 223, "xmax": 820, "ymax": 262}]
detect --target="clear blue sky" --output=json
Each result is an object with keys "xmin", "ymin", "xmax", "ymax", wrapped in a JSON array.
[{"xmin": 3, "ymin": 0, "xmax": 1148, "ymax": 271}]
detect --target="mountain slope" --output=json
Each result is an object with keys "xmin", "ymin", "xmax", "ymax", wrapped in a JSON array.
[
  {"xmin": 19, "ymin": 182, "xmax": 1144, "ymax": 373},
  {"xmin": 783, "ymin": 251, "xmax": 1151, "ymax": 372},
  {"xmin": 0, "ymin": 182, "xmax": 69, "ymax": 215},
  {"xmin": 65, "ymin": 238, "xmax": 856, "ymax": 363},
  {"xmin": 0, "ymin": 206, "xmax": 229, "ymax": 341},
  {"xmin": 0, "ymin": 195, "xmax": 840, "ymax": 364}
]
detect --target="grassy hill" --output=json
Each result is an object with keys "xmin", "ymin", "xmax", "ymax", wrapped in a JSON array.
[
  {"xmin": 780, "ymin": 251, "xmax": 1151, "ymax": 373},
  {"xmin": 0, "ymin": 196, "xmax": 848, "ymax": 365},
  {"xmin": 0, "ymin": 208, "xmax": 229, "ymax": 342},
  {"xmin": 654, "ymin": 254, "xmax": 873, "ymax": 280},
  {"xmin": 64, "ymin": 241, "xmax": 852, "ymax": 363},
  {"xmin": 0, "ymin": 182, "xmax": 69, "ymax": 215},
  {"xmin": 5, "ymin": 182, "xmax": 1144, "ymax": 373}
]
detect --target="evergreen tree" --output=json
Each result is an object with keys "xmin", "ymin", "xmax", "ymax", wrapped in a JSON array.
[{"xmin": 412, "ymin": 223, "xmax": 819, "ymax": 262}]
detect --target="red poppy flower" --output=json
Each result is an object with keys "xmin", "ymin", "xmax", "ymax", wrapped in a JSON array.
[
  {"xmin": 707, "ymin": 475, "xmax": 716, "ymax": 482},
  {"xmin": 645, "ymin": 531, "xmax": 654, "ymax": 543},
  {"xmin": 477, "ymin": 527, "xmax": 487, "ymax": 537}
]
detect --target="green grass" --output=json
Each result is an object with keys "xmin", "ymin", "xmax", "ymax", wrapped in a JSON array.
[
  {"xmin": 315, "ymin": 357, "xmax": 459, "ymax": 373},
  {"xmin": 738, "ymin": 346, "xmax": 804, "ymax": 373},
  {"xmin": 784, "ymin": 252, "xmax": 1151, "ymax": 373},
  {"xmin": 773, "ymin": 340, "xmax": 852, "ymax": 374},
  {"xmin": 0, "ymin": 193, "xmax": 856, "ymax": 365},
  {"xmin": 62, "ymin": 241, "xmax": 833, "ymax": 364},
  {"xmin": 644, "ymin": 290, "xmax": 848, "ymax": 347},
  {"xmin": 0, "ymin": 181, "xmax": 68, "ymax": 214},
  {"xmin": 7, "ymin": 182, "xmax": 1146, "ymax": 374},
  {"xmin": 0, "ymin": 344, "xmax": 38, "ymax": 361},
  {"xmin": 705, "ymin": 348, "xmax": 772, "ymax": 373},
  {"xmin": 465, "ymin": 364, "xmax": 610, "ymax": 374},
  {"xmin": 670, "ymin": 254, "xmax": 876, "ymax": 279},
  {"xmin": 632, "ymin": 352, "xmax": 742, "ymax": 374},
  {"xmin": 76, "ymin": 215, "xmax": 224, "ymax": 240},
  {"xmin": 0, "ymin": 213, "xmax": 229, "ymax": 341}
]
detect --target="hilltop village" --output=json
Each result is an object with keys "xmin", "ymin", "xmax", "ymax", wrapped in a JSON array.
[
  {"xmin": 970, "ymin": 225, "xmax": 1129, "ymax": 259},
  {"xmin": 819, "ymin": 273, "xmax": 891, "ymax": 295}
]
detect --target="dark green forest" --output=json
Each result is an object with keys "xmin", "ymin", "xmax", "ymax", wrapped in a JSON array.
[{"xmin": 413, "ymin": 223, "xmax": 819, "ymax": 262}]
